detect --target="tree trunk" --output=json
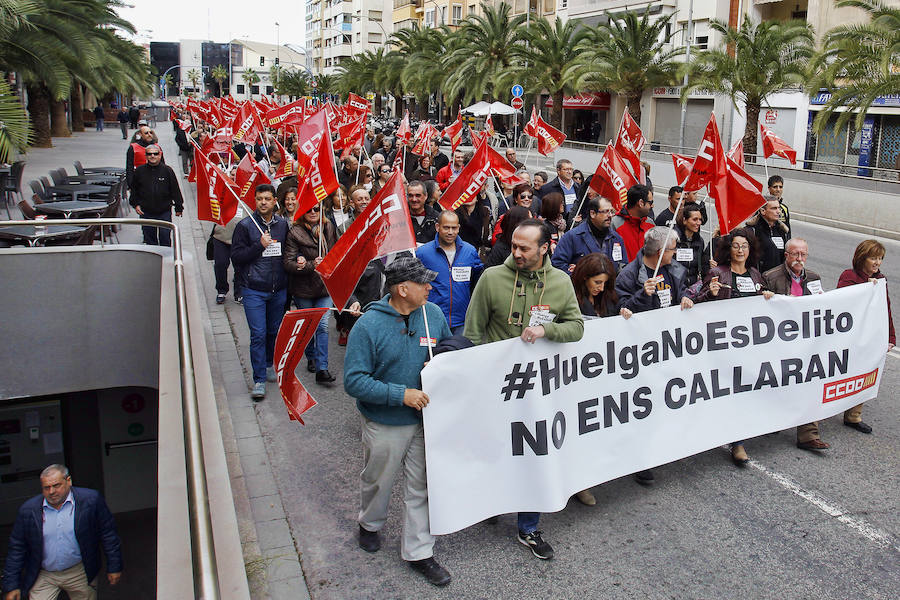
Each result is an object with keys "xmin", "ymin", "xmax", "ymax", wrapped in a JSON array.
[
  {"xmin": 550, "ymin": 90, "xmax": 563, "ymax": 129},
  {"xmin": 627, "ymin": 92, "xmax": 642, "ymax": 126},
  {"xmin": 71, "ymin": 83, "xmax": 84, "ymax": 132},
  {"xmin": 50, "ymin": 99, "xmax": 70, "ymax": 137},
  {"xmin": 744, "ymin": 101, "xmax": 760, "ymax": 164},
  {"xmin": 27, "ymin": 83, "xmax": 52, "ymax": 148}
]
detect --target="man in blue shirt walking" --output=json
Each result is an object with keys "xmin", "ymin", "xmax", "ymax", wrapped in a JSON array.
[{"xmin": 2, "ymin": 464, "xmax": 122, "ymax": 600}]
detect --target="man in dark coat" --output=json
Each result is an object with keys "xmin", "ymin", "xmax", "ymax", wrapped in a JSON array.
[
  {"xmin": 130, "ymin": 143, "xmax": 183, "ymax": 246},
  {"xmin": 2, "ymin": 464, "xmax": 122, "ymax": 600}
]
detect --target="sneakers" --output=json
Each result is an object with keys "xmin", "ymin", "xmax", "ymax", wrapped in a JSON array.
[
  {"xmin": 215, "ymin": 293, "xmax": 226, "ymax": 304},
  {"xmin": 266, "ymin": 366, "xmax": 277, "ymax": 382},
  {"xmin": 250, "ymin": 382, "xmax": 266, "ymax": 401},
  {"xmin": 358, "ymin": 525, "xmax": 380, "ymax": 553},
  {"xmin": 307, "ymin": 360, "xmax": 316, "ymax": 373},
  {"xmin": 575, "ymin": 489, "xmax": 596, "ymax": 506},
  {"xmin": 844, "ymin": 420, "xmax": 872, "ymax": 434},
  {"xmin": 316, "ymin": 370, "xmax": 336, "ymax": 385},
  {"xmin": 797, "ymin": 439, "xmax": 830, "ymax": 451},
  {"xmin": 634, "ymin": 469, "xmax": 655, "ymax": 486},
  {"xmin": 517, "ymin": 530, "xmax": 554, "ymax": 560},
  {"xmin": 235, "ymin": 295, "xmax": 243, "ymax": 305},
  {"xmin": 408, "ymin": 557, "xmax": 451, "ymax": 587}
]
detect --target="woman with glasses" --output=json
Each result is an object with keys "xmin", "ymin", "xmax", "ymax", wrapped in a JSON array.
[
  {"xmin": 494, "ymin": 184, "xmax": 536, "ymax": 244},
  {"xmin": 284, "ymin": 202, "xmax": 339, "ymax": 385},
  {"xmin": 572, "ymin": 169, "xmax": 584, "ymax": 187},
  {"xmin": 694, "ymin": 227, "xmax": 774, "ymax": 466},
  {"xmin": 412, "ymin": 155, "xmax": 436, "ymax": 181},
  {"xmin": 372, "ymin": 163, "xmax": 392, "ymax": 195}
]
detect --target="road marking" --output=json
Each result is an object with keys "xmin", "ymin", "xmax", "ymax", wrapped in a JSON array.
[
  {"xmin": 888, "ymin": 349, "xmax": 900, "ymax": 361},
  {"xmin": 723, "ymin": 447, "xmax": 900, "ymax": 552}
]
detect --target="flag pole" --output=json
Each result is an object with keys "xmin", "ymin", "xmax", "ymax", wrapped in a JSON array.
[
  {"xmin": 652, "ymin": 195, "xmax": 684, "ymax": 279},
  {"xmin": 492, "ymin": 175, "xmax": 510, "ymax": 212},
  {"xmin": 522, "ymin": 135, "xmax": 534, "ymax": 168},
  {"xmin": 421, "ymin": 305, "xmax": 434, "ymax": 361},
  {"xmin": 764, "ymin": 158, "xmax": 769, "ymax": 187}
]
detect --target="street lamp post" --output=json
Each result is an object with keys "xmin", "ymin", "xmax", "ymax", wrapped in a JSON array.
[{"xmin": 678, "ymin": 0, "xmax": 695, "ymax": 153}]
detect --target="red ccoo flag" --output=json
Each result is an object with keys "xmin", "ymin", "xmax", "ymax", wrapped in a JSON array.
[
  {"xmin": 760, "ymin": 124, "xmax": 796, "ymax": 165},
  {"xmin": 230, "ymin": 102, "xmax": 264, "ymax": 145},
  {"xmin": 265, "ymin": 99, "xmax": 306, "ymax": 129},
  {"xmin": 486, "ymin": 144, "xmax": 528, "ymax": 187},
  {"xmin": 346, "ymin": 92, "xmax": 370, "ymax": 117},
  {"xmin": 411, "ymin": 123, "xmax": 437, "ymax": 156},
  {"xmin": 712, "ymin": 155, "xmax": 767, "ymax": 235},
  {"xmin": 727, "ymin": 139, "xmax": 746, "ymax": 169},
  {"xmin": 484, "ymin": 114, "xmax": 495, "ymax": 137},
  {"xmin": 234, "ymin": 152, "xmax": 269, "ymax": 211},
  {"xmin": 273, "ymin": 308, "xmax": 328, "ymax": 424},
  {"xmin": 682, "ymin": 113, "xmax": 727, "ymax": 193},
  {"xmin": 672, "ymin": 153, "xmax": 694, "ymax": 187},
  {"xmin": 534, "ymin": 117, "xmax": 566, "ymax": 156},
  {"xmin": 613, "ymin": 110, "xmax": 646, "ymax": 180},
  {"xmin": 523, "ymin": 107, "xmax": 539, "ymax": 137},
  {"xmin": 395, "ymin": 110, "xmax": 412, "ymax": 144},
  {"xmin": 272, "ymin": 137, "xmax": 295, "ymax": 179},
  {"xmin": 589, "ymin": 144, "xmax": 639, "ymax": 211},
  {"xmin": 470, "ymin": 129, "xmax": 489, "ymax": 149},
  {"xmin": 316, "ymin": 171, "xmax": 416, "ymax": 310},
  {"xmin": 442, "ymin": 112, "xmax": 464, "ymax": 153},
  {"xmin": 194, "ymin": 146, "xmax": 241, "ymax": 226},
  {"xmin": 439, "ymin": 142, "xmax": 492, "ymax": 210},
  {"xmin": 294, "ymin": 110, "xmax": 340, "ymax": 216}
]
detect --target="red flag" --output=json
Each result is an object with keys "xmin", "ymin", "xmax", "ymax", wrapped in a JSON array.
[
  {"xmin": 230, "ymin": 102, "xmax": 264, "ymax": 145},
  {"xmin": 411, "ymin": 123, "xmax": 436, "ymax": 156},
  {"xmin": 711, "ymin": 156, "xmax": 767, "ymax": 235},
  {"xmin": 194, "ymin": 146, "xmax": 241, "ymax": 226},
  {"xmin": 234, "ymin": 152, "xmax": 269, "ymax": 211},
  {"xmin": 439, "ymin": 143, "xmax": 492, "ymax": 210},
  {"xmin": 470, "ymin": 129, "xmax": 488, "ymax": 149},
  {"xmin": 760, "ymin": 123, "xmax": 796, "ymax": 165},
  {"xmin": 294, "ymin": 111, "xmax": 339, "ymax": 215},
  {"xmin": 682, "ymin": 113, "xmax": 727, "ymax": 193},
  {"xmin": 347, "ymin": 92, "xmax": 370, "ymax": 117},
  {"xmin": 672, "ymin": 153, "xmax": 694, "ymax": 187},
  {"xmin": 203, "ymin": 129, "xmax": 232, "ymax": 155},
  {"xmin": 442, "ymin": 112, "xmax": 464, "ymax": 153},
  {"xmin": 395, "ymin": 110, "xmax": 412, "ymax": 144},
  {"xmin": 392, "ymin": 148, "xmax": 404, "ymax": 173},
  {"xmin": 523, "ymin": 107, "xmax": 539, "ymax": 137},
  {"xmin": 272, "ymin": 137, "xmax": 295, "ymax": 179},
  {"xmin": 336, "ymin": 115, "xmax": 366, "ymax": 152},
  {"xmin": 727, "ymin": 139, "xmax": 745, "ymax": 169},
  {"xmin": 315, "ymin": 171, "xmax": 416, "ymax": 310},
  {"xmin": 265, "ymin": 99, "xmax": 306, "ymax": 129},
  {"xmin": 486, "ymin": 144, "xmax": 527, "ymax": 187},
  {"xmin": 613, "ymin": 110, "xmax": 646, "ymax": 180},
  {"xmin": 589, "ymin": 144, "xmax": 640, "ymax": 211},
  {"xmin": 534, "ymin": 117, "xmax": 566, "ymax": 156},
  {"xmin": 207, "ymin": 103, "xmax": 225, "ymax": 129},
  {"xmin": 175, "ymin": 119, "xmax": 192, "ymax": 132},
  {"xmin": 484, "ymin": 114, "xmax": 495, "ymax": 137},
  {"xmin": 273, "ymin": 308, "xmax": 328, "ymax": 424}
]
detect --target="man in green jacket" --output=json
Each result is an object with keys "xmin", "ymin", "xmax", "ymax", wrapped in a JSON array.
[{"xmin": 463, "ymin": 219, "xmax": 584, "ymax": 560}]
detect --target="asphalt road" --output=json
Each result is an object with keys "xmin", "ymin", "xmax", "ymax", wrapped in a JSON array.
[{"xmin": 238, "ymin": 215, "xmax": 900, "ymax": 600}]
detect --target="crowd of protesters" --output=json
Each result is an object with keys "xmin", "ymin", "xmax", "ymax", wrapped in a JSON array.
[{"xmin": 165, "ymin": 112, "xmax": 895, "ymax": 587}]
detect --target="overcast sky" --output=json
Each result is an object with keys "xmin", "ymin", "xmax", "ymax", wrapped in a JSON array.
[{"xmin": 117, "ymin": 1, "xmax": 306, "ymax": 47}]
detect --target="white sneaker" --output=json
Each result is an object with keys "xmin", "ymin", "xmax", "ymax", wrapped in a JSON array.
[
  {"xmin": 266, "ymin": 366, "xmax": 277, "ymax": 382},
  {"xmin": 250, "ymin": 382, "xmax": 266, "ymax": 400}
]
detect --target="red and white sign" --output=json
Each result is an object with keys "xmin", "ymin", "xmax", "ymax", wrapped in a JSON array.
[
  {"xmin": 274, "ymin": 308, "xmax": 329, "ymax": 424},
  {"xmin": 545, "ymin": 92, "xmax": 611, "ymax": 110},
  {"xmin": 764, "ymin": 109, "xmax": 778, "ymax": 125},
  {"xmin": 823, "ymin": 369, "xmax": 879, "ymax": 403},
  {"xmin": 511, "ymin": 97, "xmax": 524, "ymax": 110}
]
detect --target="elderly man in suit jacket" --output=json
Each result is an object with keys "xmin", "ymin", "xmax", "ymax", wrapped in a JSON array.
[{"xmin": 2, "ymin": 464, "xmax": 123, "ymax": 600}]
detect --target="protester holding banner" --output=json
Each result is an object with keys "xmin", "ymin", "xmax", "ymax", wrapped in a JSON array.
[
  {"xmin": 231, "ymin": 184, "xmax": 290, "ymax": 400},
  {"xmin": 552, "ymin": 197, "xmax": 628, "ymax": 274},
  {"xmin": 572, "ymin": 253, "xmax": 632, "ymax": 320},
  {"xmin": 673, "ymin": 203, "xmax": 709, "ymax": 285},
  {"xmin": 762, "ymin": 238, "xmax": 831, "ymax": 451},
  {"xmin": 748, "ymin": 197, "xmax": 791, "ymax": 273},
  {"xmin": 343, "ymin": 256, "xmax": 452, "ymax": 587},
  {"xmin": 615, "ymin": 226, "xmax": 693, "ymax": 314},
  {"xmin": 463, "ymin": 219, "xmax": 584, "ymax": 560},
  {"xmin": 694, "ymin": 228, "xmax": 775, "ymax": 465},
  {"xmin": 284, "ymin": 204, "xmax": 339, "ymax": 385},
  {"xmin": 836, "ymin": 239, "xmax": 896, "ymax": 434}
]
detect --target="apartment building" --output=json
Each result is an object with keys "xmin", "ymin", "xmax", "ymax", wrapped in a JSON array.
[{"xmin": 306, "ymin": 0, "xmax": 393, "ymax": 75}]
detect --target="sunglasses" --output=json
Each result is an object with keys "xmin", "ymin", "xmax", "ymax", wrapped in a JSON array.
[
  {"xmin": 309, "ymin": 206, "xmax": 321, "ymax": 212},
  {"xmin": 146, "ymin": 152, "xmax": 160, "ymax": 156},
  {"xmin": 519, "ymin": 194, "xmax": 533, "ymax": 199}
]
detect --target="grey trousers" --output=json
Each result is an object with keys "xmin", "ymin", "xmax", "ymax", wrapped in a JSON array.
[{"xmin": 359, "ymin": 417, "xmax": 434, "ymax": 561}]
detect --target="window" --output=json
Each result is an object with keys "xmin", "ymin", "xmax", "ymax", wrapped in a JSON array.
[
  {"xmin": 452, "ymin": 4, "xmax": 462, "ymax": 24},
  {"xmin": 266, "ymin": 85, "xmax": 274, "ymax": 94},
  {"xmin": 440, "ymin": 6, "xmax": 447, "ymax": 24},
  {"xmin": 251, "ymin": 85, "xmax": 259, "ymax": 94},
  {"xmin": 559, "ymin": 0, "xmax": 566, "ymax": 8},
  {"xmin": 468, "ymin": 4, "xmax": 475, "ymax": 15},
  {"xmin": 342, "ymin": 34, "xmax": 351, "ymax": 45},
  {"xmin": 259, "ymin": 56, "xmax": 265, "ymax": 66},
  {"xmin": 695, "ymin": 35, "xmax": 708, "ymax": 50},
  {"xmin": 424, "ymin": 8, "xmax": 435, "ymax": 27},
  {"xmin": 368, "ymin": 32, "xmax": 381, "ymax": 43},
  {"xmin": 237, "ymin": 84, "xmax": 245, "ymax": 94},
  {"xmin": 325, "ymin": 58, "xmax": 332, "ymax": 67},
  {"xmin": 369, "ymin": 10, "xmax": 382, "ymax": 19}
]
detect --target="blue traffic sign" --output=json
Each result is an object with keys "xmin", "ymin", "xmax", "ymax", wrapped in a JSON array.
[{"xmin": 511, "ymin": 84, "xmax": 524, "ymax": 98}]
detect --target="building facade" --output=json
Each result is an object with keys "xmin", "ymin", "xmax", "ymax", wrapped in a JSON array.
[{"xmin": 306, "ymin": 0, "xmax": 392, "ymax": 75}]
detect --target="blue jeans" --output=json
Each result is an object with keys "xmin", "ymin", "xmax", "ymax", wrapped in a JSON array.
[
  {"xmin": 96, "ymin": 119, "xmax": 104, "ymax": 131},
  {"xmin": 294, "ymin": 296, "xmax": 331, "ymax": 370},
  {"xmin": 140, "ymin": 210, "xmax": 172, "ymax": 246},
  {"xmin": 517, "ymin": 512, "xmax": 540, "ymax": 534},
  {"xmin": 242, "ymin": 288, "xmax": 287, "ymax": 382}
]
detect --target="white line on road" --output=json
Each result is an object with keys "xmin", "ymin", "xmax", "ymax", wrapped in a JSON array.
[
  {"xmin": 723, "ymin": 447, "xmax": 900, "ymax": 553},
  {"xmin": 888, "ymin": 349, "xmax": 900, "ymax": 361}
]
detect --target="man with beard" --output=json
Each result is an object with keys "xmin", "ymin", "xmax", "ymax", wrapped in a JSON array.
[
  {"xmin": 552, "ymin": 197, "xmax": 628, "ymax": 273},
  {"xmin": 762, "ymin": 238, "xmax": 830, "ymax": 452}
]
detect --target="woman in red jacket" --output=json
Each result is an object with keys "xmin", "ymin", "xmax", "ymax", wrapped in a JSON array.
[{"xmin": 836, "ymin": 239, "xmax": 896, "ymax": 434}]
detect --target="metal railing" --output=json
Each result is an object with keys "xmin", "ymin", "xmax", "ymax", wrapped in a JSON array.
[{"xmin": 0, "ymin": 217, "xmax": 221, "ymax": 600}]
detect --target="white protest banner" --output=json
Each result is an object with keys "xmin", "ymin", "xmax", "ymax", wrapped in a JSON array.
[{"xmin": 422, "ymin": 281, "xmax": 888, "ymax": 535}]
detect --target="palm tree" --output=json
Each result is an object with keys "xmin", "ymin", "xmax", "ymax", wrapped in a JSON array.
[
  {"xmin": 211, "ymin": 64, "xmax": 229, "ymax": 97},
  {"xmin": 241, "ymin": 69, "xmax": 260, "ymax": 98},
  {"xmin": 511, "ymin": 16, "xmax": 589, "ymax": 129},
  {"xmin": 442, "ymin": 3, "xmax": 525, "ymax": 105},
  {"xmin": 401, "ymin": 26, "xmax": 452, "ymax": 120},
  {"xmin": 276, "ymin": 69, "xmax": 309, "ymax": 99},
  {"xmin": 807, "ymin": 0, "xmax": 900, "ymax": 134},
  {"xmin": 574, "ymin": 9, "xmax": 683, "ymax": 125},
  {"xmin": 315, "ymin": 73, "xmax": 337, "ymax": 101},
  {"xmin": 161, "ymin": 73, "xmax": 174, "ymax": 97},
  {"xmin": 684, "ymin": 17, "xmax": 814, "ymax": 158},
  {"xmin": 0, "ymin": 78, "xmax": 31, "ymax": 163},
  {"xmin": 186, "ymin": 68, "xmax": 203, "ymax": 96}
]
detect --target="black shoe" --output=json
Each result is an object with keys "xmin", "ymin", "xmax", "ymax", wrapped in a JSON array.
[
  {"xmin": 797, "ymin": 439, "xmax": 830, "ymax": 451},
  {"xmin": 517, "ymin": 530, "xmax": 554, "ymax": 560},
  {"xmin": 408, "ymin": 557, "xmax": 451, "ymax": 586},
  {"xmin": 844, "ymin": 420, "xmax": 872, "ymax": 434},
  {"xmin": 634, "ymin": 469, "xmax": 655, "ymax": 486},
  {"xmin": 316, "ymin": 370, "xmax": 336, "ymax": 384},
  {"xmin": 307, "ymin": 360, "xmax": 316, "ymax": 373},
  {"xmin": 358, "ymin": 525, "xmax": 380, "ymax": 553}
]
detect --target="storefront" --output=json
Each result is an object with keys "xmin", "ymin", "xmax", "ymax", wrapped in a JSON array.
[
  {"xmin": 545, "ymin": 92, "xmax": 610, "ymax": 143},
  {"xmin": 651, "ymin": 86, "xmax": 715, "ymax": 153}
]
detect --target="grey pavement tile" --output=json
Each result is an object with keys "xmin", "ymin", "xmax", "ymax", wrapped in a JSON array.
[
  {"xmin": 267, "ymin": 577, "xmax": 311, "ymax": 600},
  {"xmin": 254, "ymin": 519, "xmax": 295, "ymax": 551},
  {"xmin": 240, "ymin": 452, "xmax": 271, "ymax": 477},
  {"xmin": 264, "ymin": 553, "xmax": 303, "ymax": 583},
  {"xmin": 249, "ymin": 494, "xmax": 286, "ymax": 523},
  {"xmin": 236, "ymin": 434, "xmax": 266, "ymax": 455},
  {"xmin": 244, "ymin": 472, "xmax": 279, "ymax": 498},
  {"xmin": 229, "ymin": 406, "xmax": 258, "ymax": 424},
  {"xmin": 232, "ymin": 417, "xmax": 261, "ymax": 439}
]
